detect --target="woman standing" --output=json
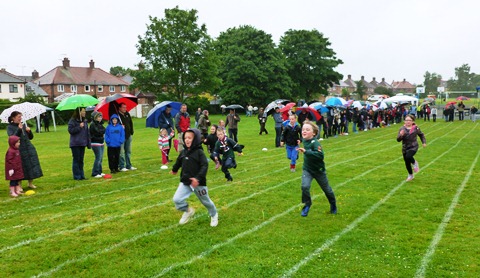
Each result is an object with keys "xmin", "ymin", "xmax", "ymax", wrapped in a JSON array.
[
  {"xmin": 89, "ymin": 111, "xmax": 106, "ymax": 178},
  {"xmin": 396, "ymin": 115, "xmax": 426, "ymax": 181},
  {"xmin": 7, "ymin": 111, "xmax": 43, "ymax": 190},
  {"xmin": 68, "ymin": 108, "xmax": 90, "ymax": 180}
]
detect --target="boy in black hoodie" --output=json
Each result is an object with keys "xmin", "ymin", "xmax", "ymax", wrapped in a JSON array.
[{"xmin": 171, "ymin": 128, "xmax": 218, "ymax": 227}]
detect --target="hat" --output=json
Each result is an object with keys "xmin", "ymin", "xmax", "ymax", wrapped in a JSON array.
[{"xmin": 91, "ymin": 111, "xmax": 103, "ymax": 120}]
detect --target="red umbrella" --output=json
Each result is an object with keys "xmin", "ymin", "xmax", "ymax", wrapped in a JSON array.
[
  {"xmin": 279, "ymin": 102, "xmax": 295, "ymax": 113},
  {"xmin": 446, "ymin": 101, "xmax": 457, "ymax": 106},
  {"xmin": 94, "ymin": 93, "xmax": 138, "ymax": 120},
  {"xmin": 295, "ymin": 107, "xmax": 322, "ymax": 121},
  {"xmin": 456, "ymin": 96, "xmax": 470, "ymax": 101}
]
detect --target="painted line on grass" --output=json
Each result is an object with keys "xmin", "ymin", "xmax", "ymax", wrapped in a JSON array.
[
  {"xmin": 414, "ymin": 147, "xmax": 480, "ymax": 278},
  {"xmin": 281, "ymin": 123, "xmax": 474, "ymax": 277}
]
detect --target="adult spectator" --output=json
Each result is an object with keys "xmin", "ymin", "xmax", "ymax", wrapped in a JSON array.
[
  {"xmin": 258, "ymin": 108, "xmax": 268, "ymax": 135},
  {"xmin": 7, "ymin": 111, "xmax": 43, "ymax": 189},
  {"xmin": 457, "ymin": 101, "xmax": 465, "ymax": 120},
  {"xmin": 195, "ymin": 107, "xmax": 202, "ymax": 128},
  {"xmin": 158, "ymin": 104, "xmax": 175, "ymax": 161},
  {"xmin": 247, "ymin": 104, "xmax": 254, "ymax": 117},
  {"xmin": 43, "ymin": 112, "xmax": 50, "ymax": 132},
  {"xmin": 68, "ymin": 108, "xmax": 90, "ymax": 180},
  {"xmin": 197, "ymin": 110, "xmax": 211, "ymax": 139},
  {"xmin": 297, "ymin": 108, "xmax": 313, "ymax": 126},
  {"xmin": 226, "ymin": 109, "xmax": 241, "ymax": 142},
  {"xmin": 118, "ymin": 103, "xmax": 136, "ymax": 171},
  {"xmin": 273, "ymin": 107, "xmax": 283, "ymax": 147},
  {"xmin": 175, "ymin": 104, "xmax": 191, "ymax": 152}
]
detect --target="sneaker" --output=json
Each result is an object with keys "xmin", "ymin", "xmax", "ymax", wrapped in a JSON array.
[
  {"xmin": 129, "ymin": 167, "xmax": 137, "ymax": 170},
  {"xmin": 210, "ymin": 213, "xmax": 219, "ymax": 227},
  {"xmin": 28, "ymin": 184, "xmax": 37, "ymax": 189},
  {"xmin": 330, "ymin": 204, "xmax": 337, "ymax": 214},
  {"xmin": 101, "ymin": 173, "xmax": 106, "ymax": 177},
  {"xmin": 120, "ymin": 168, "xmax": 128, "ymax": 172},
  {"xmin": 227, "ymin": 177, "xmax": 233, "ymax": 182},
  {"xmin": 179, "ymin": 207, "xmax": 195, "ymax": 225},
  {"xmin": 301, "ymin": 205, "xmax": 310, "ymax": 217},
  {"xmin": 406, "ymin": 174, "xmax": 414, "ymax": 181},
  {"xmin": 94, "ymin": 174, "xmax": 103, "ymax": 178},
  {"xmin": 413, "ymin": 162, "xmax": 419, "ymax": 173},
  {"xmin": 290, "ymin": 168, "xmax": 296, "ymax": 172}
]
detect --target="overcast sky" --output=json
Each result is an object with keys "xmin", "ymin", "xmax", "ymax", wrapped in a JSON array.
[{"xmin": 2, "ymin": 0, "xmax": 479, "ymax": 85}]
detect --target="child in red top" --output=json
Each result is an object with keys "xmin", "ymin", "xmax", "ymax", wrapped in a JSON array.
[
  {"xmin": 5, "ymin": 135, "xmax": 24, "ymax": 197},
  {"xmin": 158, "ymin": 128, "xmax": 175, "ymax": 165}
]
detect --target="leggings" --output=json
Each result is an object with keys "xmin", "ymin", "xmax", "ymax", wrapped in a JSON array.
[{"xmin": 403, "ymin": 149, "xmax": 417, "ymax": 175}]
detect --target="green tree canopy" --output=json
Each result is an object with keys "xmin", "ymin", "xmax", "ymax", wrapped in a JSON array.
[
  {"xmin": 447, "ymin": 64, "xmax": 477, "ymax": 91},
  {"xmin": 354, "ymin": 81, "xmax": 367, "ymax": 100},
  {"xmin": 373, "ymin": 86, "xmax": 393, "ymax": 96},
  {"xmin": 279, "ymin": 29, "xmax": 343, "ymax": 101},
  {"xmin": 423, "ymin": 71, "xmax": 442, "ymax": 94},
  {"xmin": 133, "ymin": 6, "xmax": 220, "ymax": 101},
  {"xmin": 213, "ymin": 25, "xmax": 293, "ymax": 106}
]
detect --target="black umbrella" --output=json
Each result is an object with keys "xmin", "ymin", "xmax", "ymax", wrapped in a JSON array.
[{"xmin": 225, "ymin": 104, "xmax": 244, "ymax": 110}]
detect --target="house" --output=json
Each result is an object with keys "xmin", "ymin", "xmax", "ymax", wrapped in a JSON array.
[
  {"xmin": 0, "ymin": 68, "xmax": 27, "ymax": 101},
  {"xmin": 378, "ymin": 77, "xmax": 393, "ymax": 89},
  {"xmin": 120, "ymin": 74, "xmax": 156, "ymax": 106},
  {"xmin": 35, "ymin": 58, "xmax": 131, "ymax": 103},
  {"xmin": 391, "ymin": 78, "xmax": 416, "ymax": 94}
]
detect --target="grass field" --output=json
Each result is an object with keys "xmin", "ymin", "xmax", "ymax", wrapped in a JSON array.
[{"xmin": 1, "ymin": 114, "xmax": 479, "ymax": 277}]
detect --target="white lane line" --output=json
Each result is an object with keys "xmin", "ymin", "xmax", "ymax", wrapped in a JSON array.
[{"xmin": 414, "ymin": 148, "xmax": 480, "ymax": 278}]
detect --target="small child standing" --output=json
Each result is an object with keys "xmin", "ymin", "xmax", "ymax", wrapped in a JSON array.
[
  {"xmin": 430, "ymin": 106, "xmax": 437, "ymax": 122},
  {"xmin": 280, "ymin": 114, "xmax": 302, "ymax": 172},
  {"xmin": 158, "ymin": 128, "xmax": 175, "ymax": 165},
  {"xmin": 297, "ymin": 120, "xmax": 337, "ymax": 216},
  {"xmin": 171, "ymin": 128, "xmax": 218, "ymax": 227},
  {"xmin": 105, "ymin": 114, "xmax": 125, "ymax": 174},
  {"xmin": 212, "ymin": 127, "xmax": 244, "ymax": 182},
  {"xmin": 5, "ymin": 135, "xmax": 24, "ymax": 197}
]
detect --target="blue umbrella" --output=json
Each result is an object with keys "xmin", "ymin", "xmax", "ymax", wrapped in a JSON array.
[
  {"xmin": 311, "ymin": 103, "xmax": 328, "ymax": 114},
  {"xmin": 146, "ymin": 101, "xmax": 182, "ymax": 128},
  {"xmin": 325, "ymin": 97, "xmax": 346, "ymax": 107}
]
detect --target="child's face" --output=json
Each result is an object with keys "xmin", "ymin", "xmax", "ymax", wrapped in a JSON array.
[
  {"xmin": 302, "ymin": 124, "xmax": 315, "ymax": 139},
  {"xmin": 216, "ymin": 129, "xmax": 225, "ymax": 140},
  {"xmin": 210, "ymin": 126, "xmax": 216, "ymax": 134},
  {"xmin": 15, "ymin": 141, "xmax": 20, "ymax": 149},
  {"xmin": 219, "ymin": 120, "xmax": 225, "ymax": 127},
  {"xmin": 112, "ymin": 118, "xmax": 118, "ymax": 124},
  {"xmin": 289, "ymin": 115, "xmax": 296, "ymax": 125},
  {"xmin": 160, "ymin": 129, "xmax": 167, "ymax": 136},
  {"xmin": 184, "ymin": 131, "xmax": 194, "ymax": 148}
]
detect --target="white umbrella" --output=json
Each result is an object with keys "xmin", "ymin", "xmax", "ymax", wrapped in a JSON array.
[
  {"xmin": 384, "ymin": 95, "xmax": 418, "ymax": 103},
  {"xmin": 0, "ymin": 102, "xmax": 47, "ymax": 123},
  {"xmin": 352, "ymin": 101, "xmax": 363, "ymax": 109}
]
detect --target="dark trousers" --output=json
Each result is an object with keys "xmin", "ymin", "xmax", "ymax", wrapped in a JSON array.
[
  {"xmin": 228, "ymin": 128, "xmax": 238, "ymax": 142},
  {"xmin": 403, "ymin": 149, "xmax": 417, "ymax": 175},
  {"xmin": 71, "ymin": 146, "xmax": 86, "ymax": 180},
  {"xmin": 108, "ymin": 147, "xmax": 121, "ymax": 172},
  {"xmin": 275, "ymin": 127, "xmax": 282, "ymax": 147},
  {"xmin": 259, "ymin": 123, "xmax": 268, "ymax": 134}
]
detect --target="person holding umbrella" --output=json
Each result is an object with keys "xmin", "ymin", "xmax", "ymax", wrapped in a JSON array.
[
  {"xmin": 68, "ymin": 108, "xmax": 90, "ymax": 180},
  {"xmin": 118, "ymin": 103, "xmax": 136, "ymax": 171},
  {"xmin": 226, "ymin": 109, "xmax": 241, "ymax": 142},
  {"xmin": 7, "ymin": 111, "xmax": 43, "ymax": 190}
]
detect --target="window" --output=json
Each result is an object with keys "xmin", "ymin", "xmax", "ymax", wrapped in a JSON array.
[
  {"xmin": 84, "ymin": 85, "xmax": 90, "ymax": 92},
  {"xmin": 121, "ymin": 85, "xmax": 126, "ymax": 92},
  {"xmin": 9, "ymin": 84, "xmax": 18, "ymax": 93},
  {"xmin": 98, "ymin": 85, "xmax": 103, "ymax": 92},
  {"xmin": 71, "ymin": 85, "xmax": 77, "ymax": 93},
  {"xmin": 58, "ymin": 85, "xmax": 64, "ymax": 92},
  {"xmin": 109, "ymin": 85, "xmax": 115, "ymax": 92}
]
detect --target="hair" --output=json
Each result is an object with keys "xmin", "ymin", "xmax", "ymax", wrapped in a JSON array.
[
  {"xmin": 302, "ymin": 120, "xmax": 319, "ymax": 136},
  {"xmin": 159, "ymin": 128, "xmax": 166, "ymax": 134},
  {"xmin": 289, "ymin": 114, "xmax": 297, "ymax": 119},
  {"xmin": 216, "ymin": 126, "xmax": 226, "ymax": 134},
  {"xmin": 203, "ymin": 110, "xmax": 209, "ymax": 114},
  {"xmin": 8, "ymin": 111, "xmax": 22, "ymax": 123},
  {"xmin": 71, "ymin": 107, "xmax": 86, "ymax": 120},
  {"xmin": 405, "ymin": 114, "xmax": 415, "ymax": 121}
]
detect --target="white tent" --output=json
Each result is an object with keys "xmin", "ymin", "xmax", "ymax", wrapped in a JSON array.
[{"xmin": 35, "ymin": 105, "xmax": 57, "ymax": 132}]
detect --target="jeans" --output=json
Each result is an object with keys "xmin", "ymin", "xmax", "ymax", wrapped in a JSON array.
[
  {"xmin": 301, "ymin": 169, "xmax": 336, "ymax": 207},
  {"xmin": 71, "ymin": 146, "xmax": 86, "ymax": 180},
  {"xmin": 275, "ymin": 127, "xmax": 282, "ymax": 147},
  {"xmin": 119, "ymin": 135, "xmax": 132, "ymax": 169},
  {"xmin": 286, "ymin": 145, "xmax": 299, "ymax": 165},
  {"xmin": 228, "ymin": 128, "xmax": 238, "ymax": 142},
  {"xmin": 91, "ymin": 145, "xmax": 104, "ymax": 176}
]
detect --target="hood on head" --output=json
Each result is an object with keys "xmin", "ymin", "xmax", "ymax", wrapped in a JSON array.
[
  {"xmin": 8, "ymin": 135, "xmax": 20, "ymax": 148},
  {"xmin": 109, "ymin": 114, "xmax": 120, "ymax": 124},
  {"xmin": 183, "ymin": 128, "xmax": 202, "ymax": 148},
  {"xmin": 92, "ymin": 111, "xmax": 103, "ymax": 121}
]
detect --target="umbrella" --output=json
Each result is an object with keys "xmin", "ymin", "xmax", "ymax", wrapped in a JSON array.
[
  {"xmin": 0, "ymin": 102, "xmax": 47, "ymax": 123},
  {"xmin": 146, "ymin": 101, "xmax": 182, "ymax": 128},
  {"xmin": 352, "ymin": 101, "xmax": 363, "ymax": 109},
  {"xmin": 56, "ymin": 94, "xmax": 99, "ymax": 111},
  {"xmin": 456, "ymin": 96, "xmax": 470, "ymax": 101},
  {"xmin": 424, "ymin": 97, "xmax": 435, "ymax": 102},
  {"xmin": 279, "ymin": 102, "xmax": 296, "ymax": 113},
  {"xmin": 296, "ymin": 107, "xmax": 322, "ymax": 121},
  {"xmin": 325, "ymin": 97, "xmax": 347, "ymax": 107},
  {"xmin": 265, "ymin": 99, "xmax": 291, "ymax": 115},
  {"xmin": 383, "ymin": 95, "xmax": 418, "ymax": 103},
  {"xmin": 447, "ymin": 101, "xmax": 457, "ymax": 106},
  {"xmin": 94, "ymin": 93, "xmax": 138, "ymax": 120},
  {"xmin": 225, "ymin": 104, "xmax": 244, "ymax": 110}
]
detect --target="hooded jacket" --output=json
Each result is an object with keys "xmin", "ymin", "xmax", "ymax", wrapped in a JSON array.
[
  {"xmin": 105, "ymin": 114, "xmax": 125, "ymax": 148},
  {"xmin": 281, "ymin": 121, "xmax": 302, "ymax": 146},
  {"xmin": 5, "ymin": 135, "xmax": 24, "ymax": 181},
  {"xmin": 89, "ymin": 112, "xmax": 106, "ymax": 146},
  {"xmin": 396, "ymin": 124, "xmax": 426, "ymax": 153},
  {"xmin": 171, "ymin": 128, "xmax": 208, "ymax": 186}
]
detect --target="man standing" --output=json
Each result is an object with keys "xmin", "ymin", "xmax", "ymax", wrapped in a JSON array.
[
  {"xmin": 175, "ymin": 104, "xmax": 190, "ymax": 152},
  {"xmin": 273, "ymin": 107, "xmax": 283, "ymax": 147},
  {"xmin": 226, "ymin": 109, "xmax": 240, "ymax": 142},
  {"xmin": 118, "ymin": 103, "xmax": 136, "ymax": 171}
]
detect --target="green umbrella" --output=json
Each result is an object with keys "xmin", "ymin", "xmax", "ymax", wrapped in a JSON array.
[{"xmin": 56, "ymin": 94, "xmax": 99, "ymax": 111}]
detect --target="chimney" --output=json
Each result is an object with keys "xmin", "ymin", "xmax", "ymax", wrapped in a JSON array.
[
  {"xmin": 32, "ymin": 70, "xmax": 39, "ymax": 79},
  {"xmin": 361, "ymin": 76, "xmax": 365, "ymax": 80},
  {"xmin": 372, "ymin": 77, "xmax": 376, "ymax": 82},
  {"xmin": 348, "ymin": 74, "xmax": 351, "ymax": 79},
  {"xmin": 89, "ymin": 59, "xmax": 95, "ymax": 69},
  {"xmin": 382, "ymin": 78, "xmax": 385, "ymax": 82},
  {"xmin": 403, "ymin": 78, "xmax": 406, "ymax": 82},
  {"xmin": 62, "ymin": 57, "xmax": 70, "ymax": 68}
]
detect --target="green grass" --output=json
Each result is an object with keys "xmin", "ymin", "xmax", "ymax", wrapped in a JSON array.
[{"xmin": 1, "ymin": 115, "xmax": 479, "ymax": 277}]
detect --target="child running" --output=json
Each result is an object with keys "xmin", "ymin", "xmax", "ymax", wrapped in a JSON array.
[
  {"xmin": 171, "ymin": 128, "xmax": 218, "ymax": 227},
  {"xmin": 5, "ymin": 135, "xmax": 24, "ymax": 197},
  {"xmin": 203, "ymin": 124, "xmax": 218, "ymax": 155},
  {"xmin": 212, "ymin": 127, "xmax": 244, "ymax": 182},
  {"xmin": 280, "ymin": 114, "xmax": 302, "ymax": 172},
  {"xmin": 158, "ymin": 128, "xmax": 175, "ymax": 165},
  {"xmin": 105, "ymin": 114, "xmax": 125, "ymax": 174},
  {"xmin": 297, "ymin": 120, "xmax": 337, "ymax": 216},
  {"xmin": 396, "ymin": 114, "xmax": 427, "ymax": 181}
]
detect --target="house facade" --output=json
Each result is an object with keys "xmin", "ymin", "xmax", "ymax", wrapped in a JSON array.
[
  {"xmin": 0, "ymin": 68, "xmax": 27, "ymax": 101},
  {"xmin": 35, "ymin": 58, "xmax": 131, "ymax": 103}
]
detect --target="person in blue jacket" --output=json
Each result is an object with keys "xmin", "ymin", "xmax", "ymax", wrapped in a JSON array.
[{"xmin": 105, "ymin": 114, "xmax": 125, "ymax": 174}]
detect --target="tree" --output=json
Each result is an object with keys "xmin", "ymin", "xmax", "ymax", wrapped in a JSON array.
[
  {"xmin": 354, "ymin": 81, "xmax": 367, "ymax": 100},
  {"xmin": 110, "ymin": 66, "xmax": 130, "ymax": 77},
  {"xmin": 423, "ymin": 71, "xmax": 442, "ymax": 94},
  {"xmin": 133, "ymin": 6, "xmax": 221, "ymax": 101},
  {"xmin": 341, "ymin": 88, "xmax": 350, "ymax": 99},
  {"xmin": 279, "ymin": 29, "xmax": 343, "ymax": 101},
  {"xmin": 373, "ymin": 86, "xmax": 393, "ymax": 96},
  {"xmin": 447, "ymin": 64, "xmax": 476, "ymax": 91},
  {"xmin": 213, "ymin": 25, "xmax": 293, "ymax": 106}
]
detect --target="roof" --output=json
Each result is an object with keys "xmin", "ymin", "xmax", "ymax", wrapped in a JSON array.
[
  {"xmin": 35, "ymin": 66, "xmax": 130, "ymax": 86},
  {"xmin": 0, "ymin": 69, "xmax": 25, "ymax": 83},
  {"xmin": 392, "ymin": 79, "xmax": 415, "ymax": 90},
  {"xmin": 26, "ymin": 81, "xmax": 48, "ymax": 96}
]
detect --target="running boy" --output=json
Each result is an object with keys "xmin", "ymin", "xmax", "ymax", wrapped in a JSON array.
[
  {"xmin": 5, "ymin": 135, "xmax": 24, "ymax": 197},
  {"xmin": 280, "ymin": 114, "xmax": 302, "ymax": 172},
  {"xmin": 171, "ymin": 128, "xmax": 218, "ymax": 227},
  {"xmin": 297, "ymin": 120, "xmax": 337, "ymax": 216},
  {"xmin": 212, "ymin": 127, "xmax": 244, "ymax": 182}
]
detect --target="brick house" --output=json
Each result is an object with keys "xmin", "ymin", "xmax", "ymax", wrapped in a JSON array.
[
  {"xmin": 391, "ymin": 78, "xmax": 416, "ymax": 94},
  {"xmin": 35, "ymin": 58, "xmax": 131, "ymax": 103},
  {"xmin": 0, "ymin": 68, "xmax": 27, "ymax": 101}
]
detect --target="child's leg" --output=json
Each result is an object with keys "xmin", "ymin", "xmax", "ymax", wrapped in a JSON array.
[
  {"xmin": 107, "ymin": 147, "xmax": 115, "ymax": 172},
  {"xmin": 161, "ymin": 149, "xmax": 168, "ymax": 165},
  {"xmin": 194, "ymin": 185, "xmax": 217, "ymax": 216},
  {"xmin": 312, "ymin": 171, "xmax": 336, "ymax": 206},
  {"xmin": 222, "ymin": 166, "xmax": 232, "ymax": 181},
  {"xmin": 301, "ymin": 170, "xmax": 314, "ymax": 206},
  {"xmin": 172, "ymin": 182, "xmax": 194, "ymax": 212}
]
